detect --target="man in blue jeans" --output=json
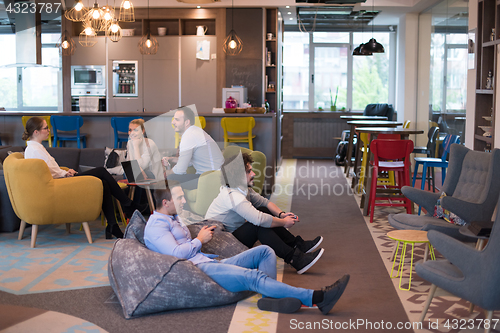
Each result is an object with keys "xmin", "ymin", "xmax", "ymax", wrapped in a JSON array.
[{"xmin": 144, "ymin": 181, "xmax": 350, "ymax": 314}]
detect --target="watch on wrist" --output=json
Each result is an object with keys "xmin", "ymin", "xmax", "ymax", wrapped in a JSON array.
[{"xmin": 278, "ymin": 211, "xmax": 285, "ymax": 218}]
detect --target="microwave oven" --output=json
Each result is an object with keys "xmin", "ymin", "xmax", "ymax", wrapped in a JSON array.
[{"xmin": 71, "ymin": 65, "xmax": 106, "ymax": 95}]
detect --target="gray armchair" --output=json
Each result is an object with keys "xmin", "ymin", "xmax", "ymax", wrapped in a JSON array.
[
  {"xmin": 388, "ymin": 144, "xmax": 500, "ymax": 241},
  {"xmin": 415, "ymin": 213, "xmax": 500, "ymax": 333}
]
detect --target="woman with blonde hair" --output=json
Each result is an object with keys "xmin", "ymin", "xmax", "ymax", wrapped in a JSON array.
[{"xmin": 23, "ymin": 117, "xmax": 146, "ymax": 239}]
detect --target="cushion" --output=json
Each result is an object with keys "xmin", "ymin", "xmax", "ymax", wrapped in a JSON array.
[
  {"xmin": 434, "ymin": 192, "xmax": 466, "ymax": 226},
  {"xmin": 104, "ymin": 147, "xmax": 127, "ymax": 175},
  {"xmin": 110, "ymin": 213, "xmax": 251, "ymax": 318},
  {"xmin": 187, "ymin": 220, "xmax": 249, "ymax": 259}
]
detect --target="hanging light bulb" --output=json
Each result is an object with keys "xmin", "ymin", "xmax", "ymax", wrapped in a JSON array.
[
  {"xmin": 80, "ymin": 24, "xmax": 97, "ymax": 47},
  {"xmin": 107, "ymin": 18, "xmax": 122, "ymax": 42},
  {"xmin": 84, "ymin": 26, "xmax": 94, "ymax": 35},
  {"xmin": 119, "ymin": 0, "xmax": 134, "ymax": 22},
  {"xmin": 56, "ymin": 30, "xmax": 76, "ymax": 56},
  {"xmin": 223, "ymin": 0, "xmax": 243, "ymax": 56},
  {"xmin": 64, "ymin": 0, "xmax": 88, "ymax": 22},
  {"xmin": 85, "ymin": 2, "xmax": 106, "ymax": 31},
  {"xmin": 138, "ymin": 0, "xmax": 158, "ymax": 55}
]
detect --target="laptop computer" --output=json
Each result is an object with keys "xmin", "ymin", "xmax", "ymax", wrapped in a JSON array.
[{"xmin": 121, "ymin": 160, "xmax": 153, "ymax": 184}]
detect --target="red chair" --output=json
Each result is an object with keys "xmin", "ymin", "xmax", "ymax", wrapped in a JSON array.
[{"xmin": 367, "ymin": 139, "xmax": 414, "ymax": 223}]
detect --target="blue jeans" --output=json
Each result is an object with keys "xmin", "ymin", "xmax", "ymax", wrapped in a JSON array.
[{"xmin": 197, "ymin": 245, "xmax": 313, "ymax": 306}]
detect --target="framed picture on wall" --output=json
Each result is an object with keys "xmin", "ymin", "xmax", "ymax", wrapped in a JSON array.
[{"xmin": 468, "ymin": 29, "xmax": 476, "ymax": 70}]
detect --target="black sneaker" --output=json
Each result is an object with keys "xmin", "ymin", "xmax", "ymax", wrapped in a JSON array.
[
  {"xmin": 317, "ymin": 274, "xmax": 350, "ymax": 315},
  {"xmin": 298, "ymin": 236, "xmax": 323, "ymax": 254},
  {"xmin": 257, "ymin": 297, "xmax": 302, "ymax": 313},
  {"xmin": 289, "ymin": 248, "xmax": 324, "ymax": 274}
]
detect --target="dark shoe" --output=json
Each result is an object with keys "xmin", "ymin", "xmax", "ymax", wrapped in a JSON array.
[
  {"xmin": 297, "ymin": 236, "xmax": 323, "ymax": 254},
  {"xmin": 317, "ymin": 274, "xmax": 350, "ymax": 315},
  {"xmin": 105, "ymin": 224, "xmax": 124, "ymax": 239},
  {"xmin": 289, "ymin": 248, "xmax": 324, "ymax": 274},
  {"xmin": 257, "ymin": 297, "xmax": 302, "ymax": 314}
]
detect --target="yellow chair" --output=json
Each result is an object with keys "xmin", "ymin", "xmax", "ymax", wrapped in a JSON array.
[
  {"xmin": 403, "ymin": 120, "xmax": 411, "ymax": 129},
  {"xmin": 22, "ymin": 116, "xmax": 53, "ymax": 147},
  {"xmin": 174, "ymin": 116, "xmax": 206, "ymax": 149},
  {"xmin": 3, "ymin": 153, "xmax": 103, "ymax": 248},
  {"xmin": 221, "ymin": 117, "xmax": 256, "ymax": 150}
]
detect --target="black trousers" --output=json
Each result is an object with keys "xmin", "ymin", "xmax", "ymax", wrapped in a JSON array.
[
  {"xmin": 232, "ymin": 222, "xmax": 300, "ymax": 263},
  {"xmin": 77, "ymin": 167, "xmax": 131, "ymax": 227}
]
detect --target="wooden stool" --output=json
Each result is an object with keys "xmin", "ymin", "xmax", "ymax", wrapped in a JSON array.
[{"xmin": 387, "ymin": 230, "xmax": 435, "ymax": 291}]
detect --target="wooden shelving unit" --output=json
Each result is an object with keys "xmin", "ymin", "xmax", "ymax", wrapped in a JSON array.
[{"xmin": 475, "ymin": 0, "xmax": 496, "ymax": 151}]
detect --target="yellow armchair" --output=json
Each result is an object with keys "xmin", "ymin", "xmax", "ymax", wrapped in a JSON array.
[{"xmin": 3, "ymin": 153, "xmax": 103, "ymax": 248}]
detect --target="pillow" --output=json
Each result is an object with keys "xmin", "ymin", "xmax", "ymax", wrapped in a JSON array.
[
  {"xmin": 124, "ymin": 210, "xmax": 147, "ymax": 245},
  {"xmin": 104, "ymin": 147, "xmax": 127, "ymax": 175},
  {"xmin": 433, "ymin": 192, "xmax": 467, "ymax": 226}
]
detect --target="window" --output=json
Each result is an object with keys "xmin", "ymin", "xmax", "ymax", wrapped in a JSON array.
[
  {"xmin": 283, "ymin": 31, "xmax": 395, "ymax": 111},
  {"xmin": 0, "ymin": 32, "xmax": 61, "ymax": 111}
]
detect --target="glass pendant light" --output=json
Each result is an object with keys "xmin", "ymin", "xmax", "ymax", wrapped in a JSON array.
[
  {"xmin": 56, "ymin": 30, "xmax": 76, "ymax": 55},
  {"xmin": 64, "ymin": 0, "xmax": 89, "ymax": 22},
  {"xmin": 223, "ymin": 0, "xmax": 243, "ymax": 56},
  {"xmin": 138, "ymin": 0, "xmax": 158, "ymax": 55},
  {"xmin": 119, "ymin": 0, "xmax": 134, "ymax": 22},
  {"xmin": 363, "ymin": 0, "xmax": 385, "ymax": 53}
]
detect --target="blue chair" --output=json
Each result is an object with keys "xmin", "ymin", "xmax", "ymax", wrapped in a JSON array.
[
  {"xmin": 412, "ymin": 134, "xmax": 460, "ymax": 214},
  {"xmin": 111, "ymin": 117, "xmax": 143, "ymax": 148},
  {"xmin": 51, "ymin": 115, "xmax": 87, "ymax": 149}
]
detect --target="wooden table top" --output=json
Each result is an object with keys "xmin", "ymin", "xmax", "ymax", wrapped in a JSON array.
[
  {"xmin": 347, "ymin": 120, "xmax": 402, "ymax": 127},
  {"xmin": 387, "ymin": 230, "xmax": 429, "ymax": 243},
  {"xmin": 340, "ymin": 115, "xmax": 388, "ymax": 120},
  {"xmin": 355, "ymin": 127, "xmax": 424, "ymax": 135}
]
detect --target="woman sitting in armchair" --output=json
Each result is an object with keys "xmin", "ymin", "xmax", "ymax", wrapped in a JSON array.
[{"xmin": 22, "ymin": 117, "xmax": 146, "ymax": 239}]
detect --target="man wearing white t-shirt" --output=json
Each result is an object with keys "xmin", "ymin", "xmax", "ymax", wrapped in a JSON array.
[{"xmin": 163, "ymin": 106, "xmax": 224, "ymax": 189}]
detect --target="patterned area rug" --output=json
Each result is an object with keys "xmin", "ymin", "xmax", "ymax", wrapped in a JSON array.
[
  {"xmin": 354, "ymin": 190, "xmax": 500, "ymax": 333},
  {"xmin": 0, "ymin": 221, "xmax": 114, "ymax": 295}
]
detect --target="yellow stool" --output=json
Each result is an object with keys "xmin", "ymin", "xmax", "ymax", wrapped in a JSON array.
[
  {"xmin": 174, "ymin": 116, "xmax": 206, "ymax": 149},
  {"xmin": 387, "ymin": 230, "xmax": 435, "ymax": 291},
  {"xmin": 221, "ymin": 117, "xmax": 256, "ymax": 151},
  {"xmin": 403, "ymin": 120, "xmax": 411, "ymax": 129},
  {"xmin": 22, "ymin": 116, "xmax": 53, "ymax": 147}
]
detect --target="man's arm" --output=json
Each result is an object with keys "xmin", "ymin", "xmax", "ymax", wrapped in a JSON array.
[
  {"xmin": 148, "ymin": 225, "xmax": 203, "ymax": 259},
  {"xmin": 233, "ymin": 199, "xmax": 296, "ymax": 229},
  {"xmin": 267, "ymin": 201, "xmax": 298, "ymax": 220}
]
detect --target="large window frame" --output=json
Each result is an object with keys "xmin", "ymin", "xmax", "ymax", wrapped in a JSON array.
[{"xmin": 283, "ymin": 31, "xmax": 396, "ymax": 112}]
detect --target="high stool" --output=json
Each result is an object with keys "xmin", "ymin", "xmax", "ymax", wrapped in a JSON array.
[
  {"xmin": 387, "ymin": 230, "xmax": 435, "ymax": 291},
  {"xmin": 51, "ymin": 115, "xmax": 87, "ymax": 148},
  {"xmin": 367, "ymin": 139, "xmax": 413, "ymax": 223},
  {"xmin": 23, "ymin": 116, "xmax": 53, "ymax": 147},
  {"xmin": 221, "ymin": 117, "xmax": 256, "ymax": 150}
]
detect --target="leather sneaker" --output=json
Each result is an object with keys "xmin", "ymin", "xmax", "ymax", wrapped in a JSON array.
[
  {"xmin": 317, "ymin": 274, "xmax": 350, "ymax": 315},
  {"xmin": 289, "ymin": 248, "xmax": 324, "ymax": 274},
  {"xmin": 257, "ymin": 297, "xmax": 302, "ymax": 314}
]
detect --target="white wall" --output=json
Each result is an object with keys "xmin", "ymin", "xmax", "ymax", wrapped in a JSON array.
[{"xmin": 416, "ymin": 12, "xmax": 432, "ymax": 148}]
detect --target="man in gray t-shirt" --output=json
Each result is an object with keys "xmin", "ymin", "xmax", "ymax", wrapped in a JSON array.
[{"xmin": 206, "ymin": 152, "xmax": 324, "ymax": 274}]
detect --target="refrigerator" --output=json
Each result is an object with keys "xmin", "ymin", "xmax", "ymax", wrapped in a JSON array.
[{"xmin": 112, "ymin": 60, "xmax": 138, "ymax": 97}]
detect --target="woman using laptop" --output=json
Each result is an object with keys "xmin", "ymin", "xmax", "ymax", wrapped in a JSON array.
[
  {"xmin": 127, "ymin": 118, "xmax": 163, "ymax": 181},
  {"xmin": 22, "ymin": 117, "xmax": 146, "ymax": 239}
]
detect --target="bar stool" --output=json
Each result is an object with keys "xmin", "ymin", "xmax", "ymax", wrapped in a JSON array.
[
  {"xmin": 51, "ymin": 115, "xmax": 87, "ymax": 149},
  {"xmin": 367, "ymin": 139, "xmax": 414, "ymax": 223},
  {"xmin": 221, "ymin": 117, "xmax": 256, "ymax": 150},
  {"xmin": 111, "ymin": 117, "xmax": 143, "ymax": 148},
  {"xmin": 174, "ymin": 116, "xmax": 206, "ymax": 149},
  {"xmin": 22, "ymin": 116, "xmax": 53, "ymax": 147}
]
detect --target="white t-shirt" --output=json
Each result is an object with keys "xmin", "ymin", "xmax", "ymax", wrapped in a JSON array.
[
  {"xmin": 173, "ymin": 125, "xmax": 224, "ymax": 175},
  {"xmin": 25, "ymin": 141, "xmax": 67, "ymax": 178}
]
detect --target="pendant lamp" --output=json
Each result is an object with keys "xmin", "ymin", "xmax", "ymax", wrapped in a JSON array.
[
  {"xmin": 363, "ymin": 0, "xmax": 385, "ymax": 53},
  {"xmin": 107, "ymin": 18, "xmax": 122, "ymax": 42},
  {"xmin": 56, "ymin": 30, "xmax": 76, "ymax": 56},
  {"xmin": 353, "ymin": 11, "xmax": 372, "ymax": 56},
  {"xmin": 64, "ymin": 0, "xmax": 88, "ymax": 22},
  {"xmin": 85, "ymin": 1, "xmax": 106, "ymax": 31},
  {"xmin": 101, "ymin": 5, "xmax": 114, "ymax": 31},
  {"xmin": 79, "ymin": 24, "xmax": 98, "ymax": 47},
  {"xmin": 138, "ymin": 0, "xmax": 158, "ymax": 55},
  {"xmin": 119, "ymin": 0, "xmax": 134, "ymax": 22},
  {"xmin": 223, "ymin": 0, "xmax": 243, "ymax": 56}
]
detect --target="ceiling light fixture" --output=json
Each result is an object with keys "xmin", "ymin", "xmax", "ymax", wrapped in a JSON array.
[
  {"xmin": 79, "ymin": 23, "xmax": 98, "ymax": 47},
  {"xmin": 85, "ymin": 1, "xmax": 107, "ymax": 31},
  {"xmin": 119, "ymin": 0, "xmax": 134, "ymax": 22},
  {"xmin": 353, "ymin": 11, "xmax": 372, "ymax": 56},
  {"xmin": 363, "ymin": 0, "xmax": 384, "ymax": 53},
  {"xmin": 138, "ymin": 0, "xmax": 158, "ymax": 55},
  {"xmin": 56, "ymin": 30, "xmax": 76, "ymax": 55},
  {"xmin": 107, "ymin": 18, "xmax": 122, "ymax": 42},
  {"xmin": 223, "ymin": 0, "xmax": 243, "ymax": 56},
  {"xmin": 64, "ymin": 0, "xmax": 88, "ymax": 21}
]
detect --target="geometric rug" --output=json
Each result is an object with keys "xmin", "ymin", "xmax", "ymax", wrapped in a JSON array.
[{"xmin": 0, "ymin": 221, "xmax": 114, "ymax": 295}]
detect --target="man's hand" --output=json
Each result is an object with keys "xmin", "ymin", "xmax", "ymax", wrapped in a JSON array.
[
  {"xmin": 282, "ymin": 212, "xmax": 299, "ymax": 222},
  {"xmin": 196, "ymin": 225, "xmax": 216, "ymax": 244},
  {"xmin": 65, "ymin": 169, "xmax": 77, "ymax": 177},
  {"xmin": 282, "ymin": 216, "xmax": 296, "ymax": 228}
]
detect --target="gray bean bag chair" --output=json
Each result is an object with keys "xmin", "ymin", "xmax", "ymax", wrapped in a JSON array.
[{"xmin": 108, "ymin": 211, "xmax": 251, "ymax": 319}]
